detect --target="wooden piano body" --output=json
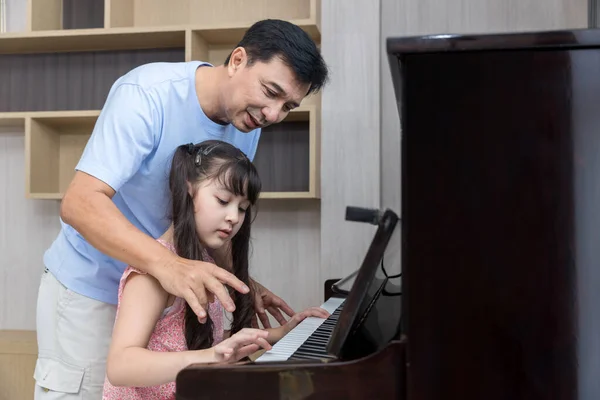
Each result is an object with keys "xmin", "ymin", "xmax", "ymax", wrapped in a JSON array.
[
  {"xmin": 177, "ymin": 28, "xmax": 600, "ymax": 399},
  {"xmin": 176, "ymin": 342, "xmax": 405, "ymax": 400}
]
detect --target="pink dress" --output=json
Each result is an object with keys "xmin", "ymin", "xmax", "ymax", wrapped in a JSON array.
[{"xmin": 102, "ymin": 240, "xmax": 224, "ymax": 400}]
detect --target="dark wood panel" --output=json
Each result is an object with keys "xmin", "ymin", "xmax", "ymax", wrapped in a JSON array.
[
  {"xmin": 399, "ymin": 46, "xmax": 600, "ymax": 400},
  {"xmin": 63, "ymin": 0, "xmax": 104, "ymax": 30},
  {"xmin": 253, "ymin": 121, "xmax": 310, "ymax": 192},
  {"xmin": 0, "ymin": 48, "xmax": 184, "ymax": 112}
]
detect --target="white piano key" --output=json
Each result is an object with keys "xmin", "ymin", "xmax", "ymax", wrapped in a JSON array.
[{"xmin": 255, "ymin": 297, "xmax": 345, "ymax": 363}]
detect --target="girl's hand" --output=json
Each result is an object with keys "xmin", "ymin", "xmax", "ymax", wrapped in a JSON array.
[
  {"xmin": 212, "ymin": 328, "xmax": 272, "ymax": 363},
  {"xmin": 268, "ymin": 307, "xmax": 331, "ymax": 343}
]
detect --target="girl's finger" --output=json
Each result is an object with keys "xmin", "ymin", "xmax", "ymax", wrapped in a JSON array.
[{"xmin": 237, "ymin": 344, "xmax": 260, "ymax": 359}]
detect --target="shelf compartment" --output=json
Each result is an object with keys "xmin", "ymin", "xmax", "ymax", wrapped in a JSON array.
[
  {"xmin": 28, "ymin": 0, "xmax": 105, "ymax": 31},
  {"xmin": 27, "ymin": 0, "xmax": 62, "ymax": 31},
  {"xmin": 22, "ymin": 106, "xmax": 319, "ymax": 200},
  {"xmin": 0, "ymin": 48, "xmax": 185, "ymax": 112},
  {"xmin": 253, "ymin": 105, "xmax": 319, "ymax": 198},
  {"xmin": 26, "ymin": 111, "xmax": 99, "ymax": 198},
  {"xmin": 106, "ymin": 0, "xmax": 319, "ymax": 29},
  {"xmin": 63, "ymin": 0, "xmax": 104, "ymax": 30}
]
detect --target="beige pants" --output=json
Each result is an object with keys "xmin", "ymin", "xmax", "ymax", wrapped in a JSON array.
[{"xmin": 34, "ymin": 269, "xmax": 117, "ymax": 399}]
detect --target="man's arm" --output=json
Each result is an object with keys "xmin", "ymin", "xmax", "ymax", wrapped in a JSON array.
[
  {"xmin": 62, "ymin": 83, "xmax": 247, "ymax": 320},
  {"xmin": 61, "ymin": 172, "xmax": 247, "ymax": 319},
  {"xmin": 250, "ymin": 279, "xmax": 295, "ymax": 328}
]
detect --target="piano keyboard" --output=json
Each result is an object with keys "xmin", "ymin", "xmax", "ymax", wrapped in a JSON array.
[{"xmin": 255, "ymin": 296, "xmax": 345, "ymax": 363}]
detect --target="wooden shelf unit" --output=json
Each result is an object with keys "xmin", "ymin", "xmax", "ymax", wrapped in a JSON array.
[
  {"xmin": 0, "ymin": 0, "xmax": 322, "ymax": 201},
  {"xmin": 0, "ymin": 21, "xmax": 320, "ymax": 56},
  {"xmin": 105, "ymin": 0, "xmax": 320, "ymax": 31},
  {"xmin": 0, "ymin": 26, "xmax": 187, "ymax": 54},
  {"xmin": 8, "ymin": 106, "xmax": 319, "ymax": 200},
  {"xmin": 27, "ymin": 0, "xmax": 320, "ymax": 32}
]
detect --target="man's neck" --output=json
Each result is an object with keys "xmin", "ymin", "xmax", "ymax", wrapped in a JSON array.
[{"xmin": 195, "ymin": 65, "xmax": 229, "ymax": 125}]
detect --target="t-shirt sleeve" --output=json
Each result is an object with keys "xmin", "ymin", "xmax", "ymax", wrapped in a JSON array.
[{"xmin": 76, "ymin": 83, "xmax": 160, "ymax": 192}]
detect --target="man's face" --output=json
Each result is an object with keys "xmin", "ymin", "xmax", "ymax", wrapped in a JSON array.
[{"xmin": 222, "ymin": 48, "xmax": 311, "ymax": 133}]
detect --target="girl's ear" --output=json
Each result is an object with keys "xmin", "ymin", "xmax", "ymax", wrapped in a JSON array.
[{"xmin": 186, "ymin": 181, "xmax": 194, "ymax": 197}]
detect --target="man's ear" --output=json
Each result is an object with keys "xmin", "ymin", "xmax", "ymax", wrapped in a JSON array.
[{"xmin": 227, "ymin": 47, "xmax": 248, "ymax": 77}]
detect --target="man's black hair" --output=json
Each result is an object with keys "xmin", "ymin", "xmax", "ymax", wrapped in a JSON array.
[{"xmin": 225, "ymin": 19, "xmax": 329, "ymax": 95}]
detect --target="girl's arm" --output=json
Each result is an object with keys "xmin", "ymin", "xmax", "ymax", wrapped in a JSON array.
[
  {"xmin": 106, "ymin": 272, "xmax": 215, "ymax": 387},
  {"xmin": 106, "ymin": 272, "xmax": 272, "ymax": 387},
  {"xmin": 222, "ymin": 307, "xmax": 330, "ymax": 346}
]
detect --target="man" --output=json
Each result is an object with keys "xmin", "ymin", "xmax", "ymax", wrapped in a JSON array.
[{"xmin": 34, "ymin": 19, "xmax": 329, "ymax": 399}]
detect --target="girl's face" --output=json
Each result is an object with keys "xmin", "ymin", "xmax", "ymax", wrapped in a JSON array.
[{"xmin": 189, "ymin": 176, "xmax": 250, "ymax": 249}]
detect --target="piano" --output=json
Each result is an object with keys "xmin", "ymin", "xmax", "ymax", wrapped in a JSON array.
[
  {"xmin": 177, "ymin": 28, "xmax": 600, "ymax": 399},
  {"xmin": 177, "ymin": 207, "xmax": 405, "ymax": 399}
]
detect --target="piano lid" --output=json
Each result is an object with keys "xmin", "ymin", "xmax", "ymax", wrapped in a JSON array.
[{"xmin": 386, "ymin": 28, "xmax": 600, "ymax": 56}]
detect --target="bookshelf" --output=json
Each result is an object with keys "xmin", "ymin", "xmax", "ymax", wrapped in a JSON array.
[{"xmin": 0, "ymin": 0, "xmax": 322, "ymax": 200}]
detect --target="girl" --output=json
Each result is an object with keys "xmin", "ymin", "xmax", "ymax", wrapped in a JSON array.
[{"xmin": 102, "ymin": 140, "xmax": 329, "ymax": 399}]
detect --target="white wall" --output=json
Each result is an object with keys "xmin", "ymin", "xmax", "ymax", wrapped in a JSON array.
[
  {"xmin": 0, "ymin": 0, "xmax": 61, "ymax": 331},
  {"xmin": 0, "ymin": 129, "xmax": 61, "ymax": 329},
  {"xmin": 4, "ymin": 0, "xmax": 26, "ymax": 32}
]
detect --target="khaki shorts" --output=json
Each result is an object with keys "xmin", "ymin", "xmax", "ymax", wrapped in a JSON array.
[{"xmin": 34, "ymin": 268, "xmax": 117, "ymax": 399}]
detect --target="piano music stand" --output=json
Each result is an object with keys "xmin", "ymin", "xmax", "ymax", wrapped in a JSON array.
[{"xmin": 327, "ymin": 208, "xmax": 400, "ymax": 360}]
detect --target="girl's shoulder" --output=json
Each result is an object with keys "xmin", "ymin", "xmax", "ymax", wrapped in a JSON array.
[
  {"xmin": 118, "ymin": 239, "xmax": 174, "ymax": 285},
  {"xmin": 155, "ymin": 238, "xmax": 213, "ymax": 264}
]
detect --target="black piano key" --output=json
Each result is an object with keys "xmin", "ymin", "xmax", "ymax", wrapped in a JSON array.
[
  {"xmin": 293, "ymin": 349, "xmax": 332, "ymax": 359},
  {"xmin": 289, "ymin": 352, "xmax": 335, "ymax": 361},
  {"xmin": 306, "ymin": 338, "xmax": 329, "ymax": 346},
  {"xmin": 297, "ymin": 342, "xmax": 327, "ymax": 352},
  {"xmin": 282, "ymin": 300, "xmax": 346, "ymax": 361}
]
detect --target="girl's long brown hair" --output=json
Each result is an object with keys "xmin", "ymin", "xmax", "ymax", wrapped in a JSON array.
[{"xmin": 168, "ymin": 140, "xmax": 261, "ymax": 350}]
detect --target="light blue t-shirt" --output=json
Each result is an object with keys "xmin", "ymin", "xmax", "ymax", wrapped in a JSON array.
[{"xmin": 43, "ymin": 61, "xmax": 261, "ymax": 304}]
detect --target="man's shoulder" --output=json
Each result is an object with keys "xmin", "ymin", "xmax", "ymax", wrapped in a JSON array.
[{"xmin": 116, "ymin": 61, "xmax": 209, "ymax": 91}]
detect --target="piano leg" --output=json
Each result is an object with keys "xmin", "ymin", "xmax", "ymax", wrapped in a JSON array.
[{"xmin": 176, "ymin": 340, "xmax": 406, "ymax": 400}]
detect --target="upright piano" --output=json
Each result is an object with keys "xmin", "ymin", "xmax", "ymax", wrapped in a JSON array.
[{"xmin": 177, "ymin": 29, "xmax": 600, "ymax": 399}]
